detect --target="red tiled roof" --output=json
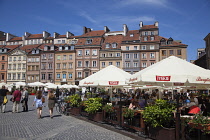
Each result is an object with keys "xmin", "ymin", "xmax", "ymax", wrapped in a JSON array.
[
  {"xmin": 3, "ymin": 45, "xmax": 21, "ymax": 52},
  {"xmin": 81, "ymin": 30, "xmax": 105, "ymax": 37},
  {"xmin": 122, "ymin": 30, "xmax": 139, "ymax": 41},
  {"xmin": 27, "ymin": 34, "xmax": 43, "ymax": 39},
  {"xmin": 0, "ymin": 37, "xmax": 6, "ymax": 41},
  {"xmin": 39, "ymin": 43, "xmax": 53, "ymax": 50},
  {"xmin": 68, "ymin": 35, "xmax": 81, "ymax": 39},
  {"xmin": 141, "ymin": 25, "xmax": 158, "ymax": 30},
  {"xmin": 20, "ymin": 44, "xmax": 41, "ymax": 53},
  {"xmin": 158, "ymin": 36, "xmax": 187, "ymax": 46},
  {"xmin": 57, "ymin": 35, "xmax": 66, "ymax": 38},
  {"xmin": 101, "ymin": 34, "xmax": 124, "ymax": 49},
  {"xmin": 9, "ymin": 37, "xmax": 22, "ymax": 41},
  {"xmin": 0, "ymin": 45, "xmax": 5, "ymax": 48},
  {"xmin": 45, "ymin": 37, "xmax": 54, "ymax": 40},
  {"xmin": 75, "ymin": 37, "xmax": 103, "ymax": 46}
]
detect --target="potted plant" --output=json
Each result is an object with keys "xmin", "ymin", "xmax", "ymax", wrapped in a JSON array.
[
  {"xmin": 122, "ymin": 107, "xmax": 135, "ymax": 125},
  {"xmin": 69, "ymin": 94, "xmax": 82, "ymax": 116},
  {"xmin": 102, "ymin": 103, "xmax": 114, "ymax": 121},
  {"xmin": 84, "ymin": 97, "xmax": 103, "ymax": 122},
  {"xmin": 142, "ymin": 99, "xmax": 176, "ymax": 140}
]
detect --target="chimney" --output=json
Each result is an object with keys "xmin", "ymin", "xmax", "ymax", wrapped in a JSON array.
[
  {"xmin": 104, "ymin": 26, "xmax": 110, "ymax": 33},
  {"xmin": 22, "ymin": 35, "xmax": 25, "ymax": 45},
  {"xmin": 83, "ymin": 26, "xmax": 88, "ymax": 34},
  {"xmin": 53, "ymin": 32, "xmax": 60, "ymax": 38},
  {"xmin": 87, "ymin": 28, "xmax": 91, "ymax": 33},
  {"xmin": 66, "ymin": 31, "xmax": 74, "ymax": 38},
  {"xmin": 139, "ymin": 21, "xmax": 143, "ymax": 28},
  {"xmin": 154, "ymin": 21, "xmax": 159, "ymax": 27},
  {"xmin": 24, "ymin": 32, "xmax": 31, "ymax": 38},
  {"xmin": 6, "ymin": 33, "xmax": 16, "ymax": 41},
  {"xmin": 123, "ymin": 24, "xmax": 128, "ymax": 36},
  {"xmin": 43, "ymin": 31, "xmax": 50, "ymax": 39}
]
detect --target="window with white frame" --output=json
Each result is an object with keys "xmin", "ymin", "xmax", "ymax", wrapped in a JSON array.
[
  {"xmin": 13, "ymin": 57, "xmax": 16, "ymax": 61},
  {"xmin": 78, "ymin": 50, "xmax": 82, "ymax": 56},
  {"xmin": 134, "ymin": 46, "xmax": 137, "ymax": 50},
  {"xmin": 85, "ymin": 61, "xmax": 89, "ymax": 67},
  {"xmin": 85, "ymin": 50, "xmax": 90, "ymax": 55},
  {"xmin": 78, "ymin": 72, "xmax": 82, "ymax": 78},
  {"xmin": 169, "ymin": 50, "xmax": 174, "ymax": 55},
  {"xmin": 126, "ymin": 46, "xmax": 129, "ymax": 50},
  {"xmin": 69, "ymin": 63, "xmax": 73, "ymax": 69},
  {"xmin": 106, "ymin": 43, "xmax": 110, "ymax": 48},
  {"xmin": 69, "ymin": 73, "xmax": 72, "ymax": 79},
  {"xmin": 57, "ymin": 64, "xmax": 60, "ymax": 69},
  {"xmin": 125, "ymin": 62, "xmax": 130, "ymax": 68},
  {"xmin": 92, "ymin": 61, "xmax": 97, "ymax": 67},
  {"xmin": 102, "ymin": 62, "xmax": 105, "ymax": 67},
  {"xmin": 78, "ymin": 61, "xmax": 82, "ymax": 67},
  {"xmin": 150, "ymin": 45, "xmax": 155, "ymax": 50},
  {"xmin": 22, "ymin": 74, "xmax": 25, "ymax": 79},
  {"xmin": 142, "ymin": 62, "xmax": 147, "ymax": 68},
  {"xmin": 62, "ymin": 74, "xmax": 66, "ymax": 79},
  {"xmin": 150, "ymin": 62, "xmax": 155, "ymax": 65},
  {"xmin": 13, "ymin": 73, "xmax": 16, "ymax": 80},
  {"xmin": 92, "ymin": 50, "xmax": 97, "ymax": 55},
  {"xmin": 49, "ymin": 54, "xmax": 53, "ymax": 59},
  {"xmin": 8, "ymin": 73, "xmax": 11, "ymax": 80},
  {"xmin": 17, "ymin": 74, "xmax": 21, "ymax": 80},
  {"xmin": 18, "ymin": 64, "xmax": 21, "ymax": 69},
  {"xmin": 150, "ymin": 53, "xmax": 155, "ymax": 58},
  {"xmin": 8, "ymin": 64, "xmax": 11, "ymax": 70},
  {"xmin": 142, "ymin": 53, "xmax": 147, "ymax": 59},
  {"xmin": 42, "ymin": 74, "xmax": 45, "ymax": 80},
  {"xmin": 9, "ymin": 57, "xmax": 12, "ymax": 61},
  {"xmin": 144, "ymin": 32, "xmax": 148, "ymax": 36},
  {"xmin": 151, "ymin": 36, "xmax": 154, "ymax": 41},
  {"xmin": 151, "ymin": 31, "xmax": 154, "ymax": 35},
  {"xmin": 13, "ymin": 64, "xmax": 16, "ymax": 69},
  {"xmin": 116, "ymin": 53, "xmax": 120, "ymax": 57},
  {"xmin": 133, "ymin": 62, "xmax": 138, "ymax": 67},
  {"xmin": 62, "ymin": 40, "xmax": 65, "ymax": 43},
  {"xmin": 112, "ymin": 43, "xmax": 117, "ymax": 48},
  {"xmin": 144, "ymin": 37, "xmax": 147, "ymax": 41},
  {"xmin": 116, "ymin": 62, "xmax": 120, "ymax": 67},
  {"xmin": 57, "ymin": 74, "xmax": 60, "ymax": 79},
  {"xmin": 63, "ymin": 63, "xmax": 66, "ymax": 69},
  {"xmin": 134, "ymin": 53, "xmax": 138, "ymax": 59},
  {"xmin": 42, "ymin": 54, "xmax": 46, "ymax": 59},
  {"xmin": 18, "ymin": 56, "xmax": 21, "ymax": 61},
  {"xmin": 63, "ymin": 55, "xmax": 66, "ymax": 60},
  {"xmin": 102, "ymin": 54, "xmax": 106, "ymax": 57},
  {"xmin": 48, "ymin": 63, "xmax": 52, "ymax": 69},
  {"xmin": 109, "ymin": 62, "xmax": 112, "ymax": 65},
  {"xmin": 130, "ymin": 34, "xmax": 134, "ymax": 37},
  {"xmin": 109, "ymin": 53, "xmax": 113, "ymax": 57},
  {"xmin": 69, "ymin": 55, "xmax": 73, "ymax": 60},
  {"xmin": 86, "ymin": 39, "xmax": 92, "ymax": 44},
  {"xmin": 125, "ymin": 54, "xmax": 130, "ymax": 59},
  {"xmin": 141, "ymin": 46, "xmax": 146, "ymax": 50},
  {"xmin": 23, "ymin": 64, "xmax": 26, "ymax": 69},
  {"xmin": 59, "ymin": 46, "xmax": 62, "ymax": 51}
]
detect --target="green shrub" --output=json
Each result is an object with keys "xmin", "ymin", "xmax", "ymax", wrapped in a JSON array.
[
  {"xmin": 102, "ymin": 103, "xmax": 114, "ymax": 113},
  {"xmin": 69, "ymin": 94, "xmax": 81, "ymax": 107},
  {"xmin": 84, "ymin": 98, "xmax": 102, "ymax": 114},
  {"xmin": 122, "ymin": 107, "xmax": 135, "ymax": 118}
]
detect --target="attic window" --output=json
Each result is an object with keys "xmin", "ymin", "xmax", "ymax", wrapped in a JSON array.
[
  {"xmin": 167, "ymin": 37, "xmax": 173, "ymax": 44},
  {"xmin": 112, "ymin": 43, "xmax": 117, "ymax": 48},
  {"xmin": 44, "ymin": 46, "xmax": 48, "ymax": 51},
  {"xmin": 130, "ymin": 34, "xmax": 134, "ymax": 37},
  {"xmin": 65, "ymin": 46, "xmax": 69, "ymax": 50},
  {"xmin": 160, "ymin": 38, "xmax": 166, "ymax": 45},
  {"xmin": 106, "ymin": 43, "xmax": 110, "ymax": 48},
  {"xmin": 59, "ymin": 46, "xmax": 62, "ymax": 51},
  {"xmin": 86, "ymin": 39, "xmax": 92, "ymax": 44}
]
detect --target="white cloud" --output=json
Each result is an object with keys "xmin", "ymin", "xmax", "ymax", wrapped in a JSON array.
[
  {"xmin": 79, "ymin": 11, "xmax": 97, "ymax": 24},
  {"xmin": 119, "ymin": 0, "xmax": 168, "ymax": 7}
]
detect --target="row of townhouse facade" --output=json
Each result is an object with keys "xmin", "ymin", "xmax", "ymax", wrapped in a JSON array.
[{"xmin": 0, "ymin": 21, "xmax": 188, "ymax": 85}]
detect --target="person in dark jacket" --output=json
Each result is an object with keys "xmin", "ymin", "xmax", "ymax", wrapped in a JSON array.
[
  {"xmin": 12, "ymin": 88, "xmax": 21, "ymax": 113},
  {"xmin": 0, "ymin": 85, "xmax": 9, "ymax": 113}
]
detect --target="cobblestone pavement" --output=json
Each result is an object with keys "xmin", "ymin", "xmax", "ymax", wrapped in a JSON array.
[{"xmin": 0, "ymin": 95, "xmax": 136, "ymax": 140}]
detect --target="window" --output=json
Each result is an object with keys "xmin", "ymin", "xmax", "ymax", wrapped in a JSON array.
[
  {"xmin": 134, "ymin": 53, "xmax": 138, "ymax": 59},
  {"xmin": 125, "ymin": 54, "xmax": 130, "ymax": 59},
  {"xmin": 151, "ymin": 31, "xmax": 154, "ymax": 35},
  {"xmin": 18, "ymin": 64, "xmax": 21, "ymax": 69},
  {"xmin": 150, "ymin": 62, "xmax": 155, "ymax": 65},
  {"xmin": 125, "ymin": 63, "xmax": 130, "ymax": 68},
  {"xmin": 126, "ymin": 46, "xmax": 129, "ymax": 50},
  {"xmin": 49, "ymin": 54, "xmax": 53, "ymax": 59},
  {"xmin": 63, "ymin": 63, "xmax": 66, "ymax": 69},
  {"xmin": 142, "ymin": 62, "xmax": 147, "ymax": 68},
  {"xmin": 62, "ymin": 74, "xmax": 66, "ymax": 79},
  {"xmin": 141, "ymin": 46, "xmax": 146, "ymax": 50},
  {"xmin": 1, "ymin": 64, "xmax": 4, "ymax": 70},
  {"xmin": 69, "ymin": 73, "xmax": 72, "ymax": 79},
  {"xmin": 150, "ymin": 45, "xmax": 155, "ymax": 50},
  {"xmin": 106, "ymin": 43, "xmax": 110, "ymax": 48},
  {"xmin": 112, "ymin": 43, "xmax": 117, "ymax": 48},
  {"xmin": 58, "ymin": 40, "xmax": 61, "ymax": 44},
  {"xmin": 109, "ymin": 53, "xmax": 113, "ymax": 57},
  {"xmin": 92, "ymin": 50, "xmax": 97, "ymax": 55},
  {"xmin": 8, "ymin": 74, "xmax": 11, "ymax": 80},
  {"xmin": 85, "ymin": 72, "xmax": 89, "ymax": 78},
  {"xmin": 69, "ymin": 39, "xmax": 78, "ymax": 44},
  {"xmin": 86, "ymin": 39, "xmax": 92, "ymax": 44},
  {"xmin": 13, "ymin": 73, "xmax": 16, "ymax": 80},
  {"xmin": 142, "ymin": 53, "xmax": 147, "ymax": 59},
  {"xmin": 9, "ymin": 57, "xmax": 12, "ymax": 61},
  {"xmin": 169, "ymin": 50, "xmax": 174, "ymax": 55},
  {"xmin": 92, "ymin": 61, "xmax": 97, "ymax": 67},
  {"xmin": 102, "ymin": 54, "xmax": 106, "ymax": 57},
  {"xmin": 57, "ymin": 55, "xmax": 60, "ymax": 60},
  {"xmin": 144, "ymin": 32, "xmax": 148, "ymax": 36},
  {"xmin": 78, "ymin": 72, "xmax": 82, "ymax": 78},
  {"xmin": 48, "ymin": 74, "xmax": 52, "ymax": 80},
  {"xmin": 48, "ymin": 63, "xmax": 52, "ymax": 69},
  {"xmin": 162, "ymin": 50, "xmax": 167, "ymax": 56},
  {"xmin": 78, "ymin": 50, "xmax": 82, "ymax": 56},
  {"xmin": 85, "ymin": 50, "xmax": 90, "ymax": 55},
  {"xmin": 134, "ymin": 46, "xmax": 137, "ymax": 50},
  {"xmin": 57, "ymin": 64, "xmax": 61, "ymax": 69},
  {"xmin": 151, "ymin": 36, "xmax": 154, "ymax": 41},
  {"xmin": 36, "ymin": 75, "xmax": 39, "ymax": 80},
  {"xmin": 116, "ymin": 62, "xmax": 120, "ymax": 67},
  {"xmin": 144, "ymin": 37, "xmax": 148, "ymax": 41},
  {"xmin": 62, "ymin": 40, "xmax": 65, "ymax": 43},
  {"xmin": 102, "ymin": 62, "xmax": 105, "ymax": 67},
  {"xmin": 1, "ymin": 74, "xmax": 4, "ymax": 80},
  {"xmin": 59, "ymin": 46, "xmax": 62, "ymax": 51},
  {"xmin": 8, "ymin": 64, "xmax": 11, "ymax": 70},
  {"xmin": 36, "ymin": 58, "xmax": 39, "ymax": 62},
  {"xmin": 13, "ymin": 57, "xmax": 16, "ymax": 61},
  {"xmin": 23, "ymin": 64, "xmax": 26, "ymax": 69},
  {"xmin": 13, "ymin": 64, "xmax": 16, "ymax": 70},
  {"xmin": 2, "ymin": 56, "xmax": 5, "ymax": 60},
  {"xmin": 42, "ymin": 54, "xmax": 46, "ymax": 59},
  {"xmin": 85, "ymin": 61, "xmax": 89, "ymax": 67},
  {"xmin": 109, "ymin": 62, "xmax": 112, "ymax": 65},
  {"xmin": 57, "ymin": 74, "xmax": 60, "ymax": 79},
  {"xmin": 134, "ymin": 62, "xmax": 138, "ymax": 67},
  {"xmin": 116, "ymin": 53, "xmax": 120, "ymax": 57},
  {"xmin": 22, "ymin": 74, "xmax": 25, "ymax": 80},
  {"xmin": 130, "ymin": 34, "xmax": 134, "ymax": 37},
  {"xmin": 63, "ymin": 55, "xmax": 66, "ymax": 60},
  {"xmin": 65, "ymin": 46, "xmax": 69, "ymax": 50},
  {"xmin": 78, "ymin": 61, "xmax": 82, "ymax": 67},
  {"xmin": 69, "ymin": 55, "xmax": 73, "ymax": 60},
  {"xmin": 42, "ymin": 64, "xmax": 46, "ymax": 69},
  {"xmin": 177, "ymin": 50, "xmax": 182, "ymax": 55},
  {"xmin": 150, "ymin": 53, "xmax": 155, "ymax": 58},
  {"xmin": 17, "ymin": 74, "xmax": 21, "ymax": 80},
  {"xmin": 69, "ymin": 63, "xmax": 73, "ymax": 69}
]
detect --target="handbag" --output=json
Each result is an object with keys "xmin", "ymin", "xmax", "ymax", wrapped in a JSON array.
[
  {"xmin": 3, "ymin": 96, "xmax": 8, "ymax": 104},
  {"xmin": 42, "ymin": 97, "xmax": 45, "ymax": 103},
  {"xmin": 10, "ymin": 97, "xmax": 14, "ymax": 102},
  {"xmin": 20, "ymin": 98, "xmax": 25, "ymax": 103}
]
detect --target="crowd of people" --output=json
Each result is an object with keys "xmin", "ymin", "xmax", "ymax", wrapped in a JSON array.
[{"xmin": 0, "ymin": 85, "xmax": 57, "ymax": 119}]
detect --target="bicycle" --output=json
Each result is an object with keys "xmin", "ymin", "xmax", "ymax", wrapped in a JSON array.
[{"xmin": 56, "ymin": 97, "xmax": 67, "ymax": 115}]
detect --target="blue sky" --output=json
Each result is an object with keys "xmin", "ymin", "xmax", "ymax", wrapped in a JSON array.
[{"xmin": 1, "ymin": 0, "xmax": 210, "ymax": 61}]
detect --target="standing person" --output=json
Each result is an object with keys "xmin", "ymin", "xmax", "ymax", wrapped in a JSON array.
[
  {"xmin": 12, "ymin": 88, "xmax": 22, "ymax": 113},
  {"xmin": 32, "ymin": 90, "xmax": 43, "ymax": 119},
  {"xmin": 47, "ymin": 90, "xmax": 56, "ymax": 119},
  {"xmin": 0, "ymin": 86, "xmax": 9, "ymax": 113},
  {"xmin": 21, "ymin": 87, "xmax": 29, "ymax": 112}
]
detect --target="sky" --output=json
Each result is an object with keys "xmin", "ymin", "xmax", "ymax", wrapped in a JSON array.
[{"xmin": 0, "ymin": 0, "xmax": 210, "ymax": 61}]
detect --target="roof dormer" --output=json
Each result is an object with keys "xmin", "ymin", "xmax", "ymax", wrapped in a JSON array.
[{"xmin": 167, "ymin": 37, "xmax": 173, "ymax": 44}]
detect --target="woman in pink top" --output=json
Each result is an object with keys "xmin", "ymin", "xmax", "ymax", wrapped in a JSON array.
[{"xmin": 12, "ymin": 88, "xmax": 22, "ymax": 113}]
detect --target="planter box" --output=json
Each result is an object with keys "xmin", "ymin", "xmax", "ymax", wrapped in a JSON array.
[
  {"xmin": 149, "ymin": 126, "xmax": 175, "ymax": 140},
  {"xmin": 189, "ymin": 122, "xmax": 210, "ymax": 131},
  {"xmin": 71, "ymin": 107, "xmax": 81, "ymax": 116},
  {"xmin": 89, "ymin": 112, "xmax": 103, "ymax": 122}
]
